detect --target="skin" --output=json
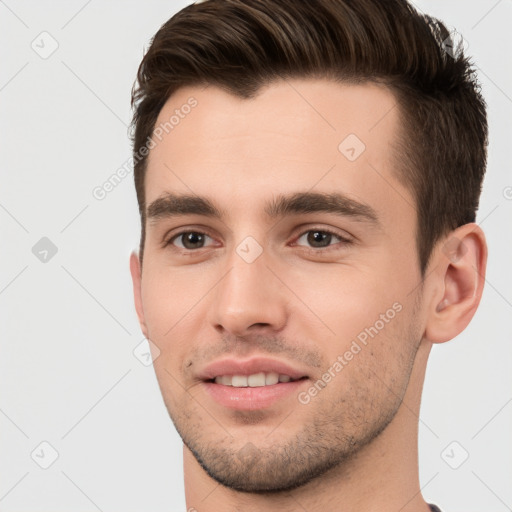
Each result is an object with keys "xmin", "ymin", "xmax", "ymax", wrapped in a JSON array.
[{"xmin": 129, "ymin": 79, "xmax": 487, "ymax": 511}]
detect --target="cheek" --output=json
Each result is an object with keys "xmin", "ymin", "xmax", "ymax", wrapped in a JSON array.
[
  {"xmin": 287, "ymin": 263, "xmax": 402, "ymax": 342},
  {"xmin": 290, "ymin": 265, "xmax": 414, "ymax": 389},
  {"xmin": 302, "ymin": 306, "xmax": 418, "ymax": 426},
  {"xmin": 140, "ymin": 280, "xmax": 195, "ymax": 393},
  {"xmin": 141, "ymin": 265, "xmax": 209, "ymax": 339}
]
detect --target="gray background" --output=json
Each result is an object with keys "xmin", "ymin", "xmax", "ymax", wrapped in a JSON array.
[{"xmin": 0, "ymin": 1, "xmax": 511, "ymax": 511}]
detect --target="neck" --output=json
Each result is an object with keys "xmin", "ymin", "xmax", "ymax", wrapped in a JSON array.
[{"xmin": 184, "ymin": 341, "xmax": 433, "ymax": 512}]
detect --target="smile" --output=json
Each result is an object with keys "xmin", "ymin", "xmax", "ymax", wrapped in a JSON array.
[{"xmin": 212, "ymin": 372, "xmax": 302, "ymax": 387}]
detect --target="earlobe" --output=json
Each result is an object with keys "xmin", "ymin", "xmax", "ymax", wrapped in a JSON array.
[
  {"xmin": 424, "ymin": 224, "xmax": 487, "ymax": 344},
  {"xmin": 129, "ymin": 251, "xmax": 149, "ymax": 338}
]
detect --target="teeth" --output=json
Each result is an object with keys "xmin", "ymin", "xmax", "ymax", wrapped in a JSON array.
[
  {"xmin": 214, "ymin": 372, "xmax": 296, "ymax": 387},
  {"xmin": 232, "ymin": 375, "xmax": 248, "ymax": 387},
  {"xmin": 265, "ymin": 372, "xmax": 279, "ymax": 385},
  {"xmin": 248, "ymin": 372, "xmax": 265, "ymax": 387}
]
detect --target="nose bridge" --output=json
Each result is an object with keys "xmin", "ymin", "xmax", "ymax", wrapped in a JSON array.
[{"xmin": 208, "ymin": 235, "xmax": 287, "ymax": 335}]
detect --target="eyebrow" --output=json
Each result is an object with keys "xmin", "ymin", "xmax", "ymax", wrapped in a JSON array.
[{"xmin": 146, "ymin": 191, "xmax": 380, "ymax": 227}]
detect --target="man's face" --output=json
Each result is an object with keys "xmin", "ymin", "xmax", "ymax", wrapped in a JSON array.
[{"xmin": 132, "ymin": 79, "xmax": 427, "ymax": 492}]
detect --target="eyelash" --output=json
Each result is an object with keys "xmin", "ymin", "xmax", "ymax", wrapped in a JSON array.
[{"xmin": 164, "ymin": 227, "xmax": 353, "ymax": 254}]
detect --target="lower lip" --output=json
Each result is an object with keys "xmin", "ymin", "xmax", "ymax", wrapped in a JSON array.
[{"xmin": 202, "ymin": 379, "xmax": 307, "ymax": 410}]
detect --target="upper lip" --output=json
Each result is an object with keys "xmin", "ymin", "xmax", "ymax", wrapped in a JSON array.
[{"xmin": 198, "ymin": 357, "xmax": 309, "ymax": 381}]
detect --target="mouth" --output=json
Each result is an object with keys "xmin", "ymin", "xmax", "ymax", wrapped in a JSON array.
[{"xmin": 198, "ymin": 358, "xmax": 310, "ymax": 410}]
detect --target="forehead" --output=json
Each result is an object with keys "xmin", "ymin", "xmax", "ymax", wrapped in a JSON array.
[
  {"xmin": 149, "ymin": 78, "xmax": 398, "ymax": 160},
  {"xmin": 144, "ymin": 79, "xmax": 413, "ymax": 227}
]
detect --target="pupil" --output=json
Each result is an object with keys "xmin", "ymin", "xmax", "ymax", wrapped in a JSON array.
[{"xmin": 184, "ymin": 232, "xmax": 203, "ymax": 249}]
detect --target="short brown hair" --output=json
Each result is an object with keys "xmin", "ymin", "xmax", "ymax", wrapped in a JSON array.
[{"xmin": 130, "ymin": 0, "xmax": 488, "ymax": 275}]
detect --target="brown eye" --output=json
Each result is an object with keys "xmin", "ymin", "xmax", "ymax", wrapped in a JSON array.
[
  {"xmin": 307, "ymin": 231, "xmax": 333, "ymax": 248},
  {"xmin": 295, "ymin": 229, "xmax": 351, "ymax": 250},
  {"xmin": 169, "ymin": 231, "xmax": 214, "ymax": 250}
]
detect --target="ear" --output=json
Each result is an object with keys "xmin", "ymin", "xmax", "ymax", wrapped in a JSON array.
[
  {"xmin": 424, "ymin": 223, "xmax": 487, "ymax": 344},
  {"xmin": 129, "ymin": 251, "xmax": 148, "ymax": 338}
]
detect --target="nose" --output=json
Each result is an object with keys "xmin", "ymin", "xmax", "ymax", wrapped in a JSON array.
[{"xmin": 207, "ymin": 243, "xmax": 289, "ymax": 338}]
